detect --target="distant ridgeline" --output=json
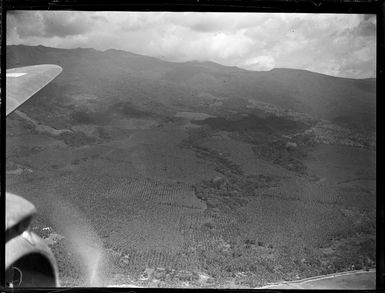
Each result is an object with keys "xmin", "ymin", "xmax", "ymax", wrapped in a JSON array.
[{"xmin": 6, "ymin": 45, "xmax": 376, "ymax": 136}]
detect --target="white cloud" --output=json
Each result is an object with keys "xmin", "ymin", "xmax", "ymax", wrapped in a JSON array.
[
  {"xmin": 7, "ymin": 11, "xmax": 376, "ymax": 78},
  {"xmin": 243, "ymin": 56, "xmax": 275, "ymax": 71},
  {"xmin": 208, "ymin": 32, "xmax": 254, "ymax": 60}
]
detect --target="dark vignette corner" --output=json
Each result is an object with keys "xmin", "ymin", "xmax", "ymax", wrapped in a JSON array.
[
  {"xmin": 1, "ymin": 0, "xmax": 6, "ymax": 289},
  {"xmin": 377, "ymin": 0, "xmax": 385, "ymax": 290}
]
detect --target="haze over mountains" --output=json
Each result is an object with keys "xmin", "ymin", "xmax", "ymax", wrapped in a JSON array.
[{"xmin": 7, "ymin": 45, "xmax": 375, "ymax": 134}]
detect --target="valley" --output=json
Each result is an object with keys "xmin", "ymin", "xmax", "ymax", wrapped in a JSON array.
[{"xmin": 6, "ymin": 45, "xmax": 376, "ymax": 288}]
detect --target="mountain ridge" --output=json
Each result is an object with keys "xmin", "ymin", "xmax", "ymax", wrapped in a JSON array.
[
  {"xmin": 7, "ymin": 45, "xmax": 376, "ymax": 133},
  {"xmin": 8, "ymin": 45, "xmax": 376, "ymax": 80}
]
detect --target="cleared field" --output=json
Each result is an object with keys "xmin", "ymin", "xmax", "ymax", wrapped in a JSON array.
[
  {"xmin": 109, "ymin": 117, "xmax": 159, "ymax": 130},
  {"xmin": 304, "ymin": 144, "xmax": 376, "ymax": 184},
  {"xmin": 101, "ymin": 127, "xmax": 220, "ymax": 183},
  {"xmin": 175, "ymin": 112, "xmax": 215, "ymax": 120},
  {"xmin": 200, "ymin": 136, "xmax": 289, "ymax": 176}
]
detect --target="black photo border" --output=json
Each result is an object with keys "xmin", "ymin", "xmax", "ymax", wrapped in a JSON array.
[{"xmin": 1, "ymin": 0, "xmax": 384, "ymax": 292}]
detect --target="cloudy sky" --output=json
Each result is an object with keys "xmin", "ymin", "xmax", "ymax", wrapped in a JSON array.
[{"xmin": 7, "ymin": 11, "xmax": 376, "ymax": 78}]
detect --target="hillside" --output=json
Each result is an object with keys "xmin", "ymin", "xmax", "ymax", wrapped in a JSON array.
[
  {"xmin": 6, "ymin": 45, "xmax": 376, "ymax": 288},
  {"xmin": 7, "ymin": 45, "xmax": 376, "ymax": 134}
]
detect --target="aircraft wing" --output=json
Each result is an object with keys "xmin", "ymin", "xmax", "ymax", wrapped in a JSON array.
[
  {"xmin": 5, "ymin": 65, "xmax": 62, "ymax": 286},
  {"xmin": 6, "ymin": 64, "xmax": 62, "ymax": 116}
]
